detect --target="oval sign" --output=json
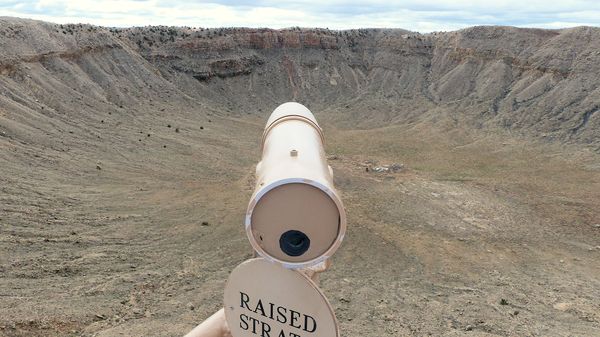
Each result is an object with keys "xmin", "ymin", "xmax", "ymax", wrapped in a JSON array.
[{"xmin": 224, "ymin": 258, "xmax": 339, "ymax": 337}]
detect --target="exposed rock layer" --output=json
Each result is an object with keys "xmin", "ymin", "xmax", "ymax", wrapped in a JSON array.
[{"xmin": 1, "ymin": 18, "xmax": 599, "ymax": 149}]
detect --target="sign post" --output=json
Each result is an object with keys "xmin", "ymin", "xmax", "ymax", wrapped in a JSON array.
[{"xmin": 223, "ymin": 259, "xmax": 338, "ymax": 337}]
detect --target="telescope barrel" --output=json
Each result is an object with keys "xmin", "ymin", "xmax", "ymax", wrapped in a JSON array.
[{"xmin": 245, "ymin": 102, "xmax": 346, "ymax": 269}]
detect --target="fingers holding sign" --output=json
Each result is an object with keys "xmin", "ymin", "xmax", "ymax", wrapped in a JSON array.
[{"xmin": 184, "ymin": 309, "xmax": 232, "ymax": 337}]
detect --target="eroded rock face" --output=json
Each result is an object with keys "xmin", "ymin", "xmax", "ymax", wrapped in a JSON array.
[{"xmin": 0, "ymin": 17, "xmax": 599, "ymax": 149}]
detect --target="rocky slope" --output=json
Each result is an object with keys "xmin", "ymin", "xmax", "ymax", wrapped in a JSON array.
[
  {"xmin": 121, "ymin": 24, "xmax": 600, "ymax": 147},
  {"xmin": 1, "ymin": 17, "xmax": 599, "ymax": 149}
]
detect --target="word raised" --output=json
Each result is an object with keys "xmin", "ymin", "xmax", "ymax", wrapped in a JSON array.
[{"xmin": 238, "ymin": 292, "xmax": 317, "ymax": 337}]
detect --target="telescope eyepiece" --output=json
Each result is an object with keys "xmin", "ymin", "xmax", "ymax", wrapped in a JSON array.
[{"xmin": 279, "ymin": 230, "xmax": 310, "ymax": 257}]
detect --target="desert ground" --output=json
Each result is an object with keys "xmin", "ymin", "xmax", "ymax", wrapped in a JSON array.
[{"xmin": 0, "ymin": 18, "xmax": 599, "ymax": 336}]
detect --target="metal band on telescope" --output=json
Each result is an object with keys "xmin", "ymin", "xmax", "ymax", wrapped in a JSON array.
[{"xmin": 261, "ymin": 114, "xmax": 325, "ymax": 149}]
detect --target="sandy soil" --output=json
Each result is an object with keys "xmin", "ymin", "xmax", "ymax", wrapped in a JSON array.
[{"xmin": 2, "ymin": 116, "xmax": 599, "ymax": 337}]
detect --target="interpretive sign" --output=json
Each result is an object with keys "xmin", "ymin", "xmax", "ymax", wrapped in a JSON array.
[{"xmin": 223, "ymin": 258, "xmax": 339, "ymax": 337}]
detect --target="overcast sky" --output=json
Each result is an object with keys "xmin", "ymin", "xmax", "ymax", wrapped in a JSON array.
[{"xmin": 1, "ymin": 0, "xmax": 599, "ymax": 32}]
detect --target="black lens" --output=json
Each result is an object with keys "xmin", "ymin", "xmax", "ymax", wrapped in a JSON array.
[{"xmin": 279, "ymin": 230, "xmax": 310, "ymax": 257}]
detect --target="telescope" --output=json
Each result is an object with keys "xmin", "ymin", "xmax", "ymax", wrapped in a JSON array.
[
  {"xmin": 245, "ymin": 102, "xmax": 347, "ymax": 268},
  {"xmin": 186, "ymin": 102, "xmax": 345, "ymax": 337}
]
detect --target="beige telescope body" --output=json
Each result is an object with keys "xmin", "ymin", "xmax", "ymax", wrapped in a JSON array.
[{"xmin": 246, "ymin": 102, "xmax": 346, "ymax": 269}]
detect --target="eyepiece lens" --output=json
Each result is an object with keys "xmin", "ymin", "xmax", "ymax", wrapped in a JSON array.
[{"xmin": 279, "ymin": 230, "xmax": 310, "ymax": 257}]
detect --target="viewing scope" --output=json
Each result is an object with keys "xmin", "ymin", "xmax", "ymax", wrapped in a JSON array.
[{"xmin": 245, "ymin": 102, "xmax": 346, "ymax": 269}]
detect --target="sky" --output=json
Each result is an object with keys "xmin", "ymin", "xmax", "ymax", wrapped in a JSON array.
[{"xmin": 0, "ymin": 0, "xmax": 599, "ymax": 32}]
